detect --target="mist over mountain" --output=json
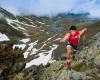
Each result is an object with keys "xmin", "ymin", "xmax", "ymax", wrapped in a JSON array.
[{"xmin": 0, "ymin": 0, "xmax": 100, "ymax": 18}]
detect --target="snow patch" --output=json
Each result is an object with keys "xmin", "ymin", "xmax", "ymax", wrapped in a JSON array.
[
  {"xmin": 18, "ymin": 26, "xmax": 26, "ymax": 30},
  {"xmin": 6, "ymin": 18, "xmax": 36, "ymax": 31},
  {"xmin": 43, "ymin": 35, "xmax": 56, "ymax": 43},
  {"xmin": 49, "ymin": 60, "xmax": 56, "ymax": 63},
  {"xmin": 20, "ymin": 38, "xmax": 30, "ymax": 43},
  {"xmin": 29, "ymin": 43, "xmax": 47, "ymax": 56},
  {"xmin": 23, "ymin": 33, "xmax": 32, "ymax": 37},
  {"xmin": 23, "ymin": 40, "xmax": 39, "ymax": 58},
  {"xmin": 13, "ymin": 44, "xmax": 26, "ymax": 50},
  {"xmin": 36, "ymin": 20, "xmax": 45, "ymax": 24},
  {"xmin": 38, "ymin": 43, "xmax": 47, "ymax": 50},
  {"xmin": 40, "ymin": 30, "xmax": 45, "ymax": 32},
  {"xmin": 29, "ymin": 48, "xmax": 38, "ymax": 56},
  {"xmin": 0, "ymin": 33, "xmax": 10, "ymax": 41},
  {"xmin": 25, "ymin": 44, "xmax": 58, "ymax": 68},
  {"xmin": 53, "ymin": 38, "xmax": 61, "ymax": 41},
  {"xmin": 23, "ymin": 17, "xmax": 35, "ymax": 25},
  {"xmin": 46, "ymin": 32, "xmax": 49, "ymax": 34}
]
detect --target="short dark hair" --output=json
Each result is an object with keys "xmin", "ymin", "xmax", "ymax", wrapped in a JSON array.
[{"xmin": 69, "ymin": 26, "xmax": 77, "ymax": 30}]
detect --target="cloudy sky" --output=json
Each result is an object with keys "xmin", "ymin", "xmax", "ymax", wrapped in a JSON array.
[{"xmin": 0, "ymin": 0, "xmax": 100, "ymax": 18}]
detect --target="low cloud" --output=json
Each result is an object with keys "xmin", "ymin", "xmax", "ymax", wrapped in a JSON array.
[{"xmin": 0, "ymin": 0, "xmax": 100, "ymax": 18}]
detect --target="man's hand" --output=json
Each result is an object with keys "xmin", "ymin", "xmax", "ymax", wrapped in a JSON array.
[{"xmin": 60, "ymin": 33, "xmax": 70, "ymax": 43}]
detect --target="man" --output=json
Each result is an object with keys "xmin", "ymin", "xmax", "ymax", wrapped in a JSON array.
[{"xmin": 60, "ymin": 26, "xmax": 87, "ymax": 70}]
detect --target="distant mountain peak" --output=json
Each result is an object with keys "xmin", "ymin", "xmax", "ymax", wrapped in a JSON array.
[{"xmin": 56, "ymin": 12, "xmax": 90, "ymax": 18}]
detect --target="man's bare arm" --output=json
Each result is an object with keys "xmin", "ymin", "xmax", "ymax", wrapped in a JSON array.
[
  {"xmin": 79, "ymin": 28, "xmax": 88, "ymax": 41},
  {"xmin": 60, "ymin": 33, "xmax": 70, "ymax": 43}
]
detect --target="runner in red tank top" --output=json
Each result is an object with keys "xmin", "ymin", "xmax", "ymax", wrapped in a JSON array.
[
  {"xmin": 60, "ymin": 26, "xmax": 87, "ymax": 70},
  {"xmin": 68, "ymin": 31, "xmax": 80, "ymax": 46}
]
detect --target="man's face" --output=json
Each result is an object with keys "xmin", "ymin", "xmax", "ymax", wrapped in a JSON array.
[{"xmin": 70, "ymin": 30, "xmax": 76, "ymax": 35}]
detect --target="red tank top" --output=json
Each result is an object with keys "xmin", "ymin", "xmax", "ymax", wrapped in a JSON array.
[{"xmin": 68, "ymin": 31, "xmax": 80, "ymax": 46}]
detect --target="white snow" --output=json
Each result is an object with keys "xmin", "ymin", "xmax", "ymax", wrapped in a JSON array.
[
  {"xmin": 23, "ymin": 17, "xmax": 33, "ymax": 22},
  {"xmin": 49, "ymin": 60, "xmax": 56, "ymax": 63},
  {"xmin": 0, "ymin": 33, "xmax": 10, "ymax": 41},
  {"xmin": 13, "ymin": 44, "xmax": 26, "ymax": 50},
  {"xmin": 40, "ymin": 30, "xmax": 45, "ymax": 32},
  {"xmin": 7, "ymin": 21, "xmax": 19, "ymax": 30},
  {"xmin": 46, "ymin": 32, "xmax": 49, "ymax": 34},
  {"xmin": 25, "ymin": 44, "xmax": 58, "ymax": 68},
  {"xmin": 29, "ymin": 48, "xmax": 38, "ymax": 55},
  {"xmin": 23, "ymin": 40, "xmax": 39, "ymax": 58},
  {"xmin": 12, "ymin": 19, "xmax": 36, "ymax": 27},
  {"xmin": 23, "ymin": 33, "xmax": 32, "ymax": 37},
  {"xmin": 43, "ymin": 35, "xmax": 56, "ymax": 43},
  {"xmin": 36, "ymin": 20, "xmax": 45, "ymax": 24},
  {"xmin": 23, "ymin": 17, "xmax": 35, "ymax": 25},
  {"xmin": 18, "ymin": 26, "xmax": 26, "ymax": 30},
  {"xmin": 29, "ymin": 43, "xmax": 47, "ymax": 56},
  {"xmin": 6, "ymin": 18, "xmax": 36, "ymax": 31},
  {"xmin": 20, "ymin": 38, "xmax": 30, "ymax": 43},
  {"xmin": 8, "ymin": 19, "xmax": 26, "ymax": 30},
  {"xmin": 53, "ymin": 38, "xmax": 61, "ymax": 41},
  {"xmin": 38, "ymin": 43, "xmax": 47, "ymax": 50}
]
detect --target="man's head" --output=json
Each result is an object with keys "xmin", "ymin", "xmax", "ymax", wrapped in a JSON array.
[{"xmin": 69, "ymin": 26, "xmax": 77, "ymax": 31}]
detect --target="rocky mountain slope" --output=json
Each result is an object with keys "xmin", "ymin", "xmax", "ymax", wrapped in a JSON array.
[
  {"xmin": 0, "ymin": 7, "xmax": 100, "ymax": 80},
  {"xmin": 0, "ymin": 32, "xmax": 100, "ymax": 80}
]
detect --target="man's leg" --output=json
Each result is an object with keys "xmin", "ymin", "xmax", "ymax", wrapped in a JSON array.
[
  {"xmin": 66, "ymin": 46, "xmax": 72, "ymax": 70},
  {"xmin": 66, "ymin": 46, "xmax": 72, "ymax": 59},
  {"xmin": 72, "ymin": 46, "xmax": 79, "ymax": 61}
]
